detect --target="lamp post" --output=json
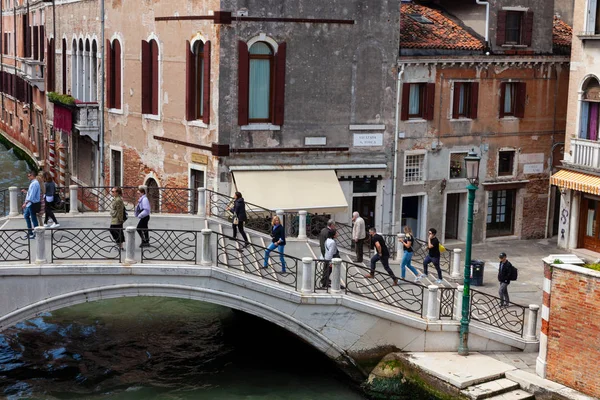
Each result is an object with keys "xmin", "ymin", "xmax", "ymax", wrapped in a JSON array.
[{"xmin": 458, "ymin": 149, "xmax": 481, "ymax": 356}]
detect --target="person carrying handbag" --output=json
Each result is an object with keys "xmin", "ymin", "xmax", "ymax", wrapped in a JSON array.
[{"xmin": 228, "ymin": 192, "xmax": 249, "ymax": 248}]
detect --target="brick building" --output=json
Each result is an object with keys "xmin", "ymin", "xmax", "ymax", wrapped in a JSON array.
[{"xmin": 396, "ymin": 1, "xmax": 571, "ymax": 243}]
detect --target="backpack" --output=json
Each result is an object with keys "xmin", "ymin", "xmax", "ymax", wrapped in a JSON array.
[
  {"xmin": 123, "ymin": 208, "xmax": 128, "ymax": 222},
  {"xmin": 509, "ymin": 265, "xmax": 518, "ymax": 281}
]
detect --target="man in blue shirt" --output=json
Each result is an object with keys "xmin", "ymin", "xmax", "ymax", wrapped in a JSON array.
[{"xmin": 22, "ymin": 170, "xmax": 41, "ymax": 239}]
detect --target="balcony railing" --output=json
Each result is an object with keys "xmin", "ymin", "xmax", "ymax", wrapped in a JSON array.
[
  {"xmin": 74, "ymin": 102, "xmax": 100, "ymax": 141},
  {"xmin": 21, "ymin": 59, "xmax": 44, "ymax": 91},
  {"xmin": 571, "ymin": 138, "xmax": 600, "ymax": 169}
]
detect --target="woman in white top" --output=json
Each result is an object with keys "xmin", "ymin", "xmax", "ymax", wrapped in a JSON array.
[{"xmin": 320, "ymin": 230, "xmax": 339, "ymax": 288}]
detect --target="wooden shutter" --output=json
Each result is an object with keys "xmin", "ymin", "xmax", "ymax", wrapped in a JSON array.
[
  {"xmin": 39, "ymin": 26, "xmax": 44, "ymax": 62},
  {"xmin": 185, "ymin": 40, "xmax": 194, "ymax": 120},
  {"xmin": 114, "ymin": 40, "xmax": 121, "ymax": 109},
  {"xmin": 141, "ymin": 39, "xmax": 151, "ymax": 114},
  {"xmin": 106, "ymin": 39, "xmax": 112, "ymax": 108},
  {"xmin": 32, "ymin": 26, "xmax": 38, "ymax": 60},
  {"xmin": 425, "ymin": 83, "xmax": 435, "ymax": 121},
  {"xmin": 496, "ymin": 10, "xmax": 507, "ymax": 46},
  {"xmin": 273, "ymin": 41, "xmax": 286, "ymax": 126},
  {"xmin": 523, "ymin": 11, "xmax": 534, "ymax": 46},
  {"xmin": 452, "ymin": 82, "xmax": 461, "ymax": 119},
  {"xmin": 400, "ymin": 82, "xmax": 410, "ymax": 121},
  {"xmin": 151, "ymin": 40, "xmax": 159, "ymax": 115},
  {"xmin": 515, "ymin": 82, "xmax": 526, "ymax": 118},
  {"xmin": 46, "ymin": 39, "xmax": 54, "ymax": 92},
  {"xmin": 470, "ymin": 82, "xmax": 479, "ymax": 119},
  {"xmin": 237, "ymin": 40, "xmax": 249, "ymax": 126},
  {"xmin": 202, "ymin": 40, "xmax": 211, "ymax": 124},
  {"xmin": 499, "ymin": 82, "xmax": 506, "ymax": 118}
]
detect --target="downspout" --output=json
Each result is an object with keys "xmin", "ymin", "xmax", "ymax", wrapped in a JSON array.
[
  {"xmin": 475, "ymin": 0, "xmax": 490, "ymax": 45},
  {"xmin": 99, "ymin": 0, "xmax": 105, "ymax": 185},
  {"xmin": 390, "ymin": 65, "xmax": 404, "ymax": 234},
  {"xmin": 545, "ymin": 68, "xmax": 563, "ymax": 238}
]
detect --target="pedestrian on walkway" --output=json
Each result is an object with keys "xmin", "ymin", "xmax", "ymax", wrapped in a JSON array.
[
  {"xmin": 498, "ymin": 252, "xmax": 513, "ymax": 308},
  {"xmin": 42, "ymin": 171, "xmax": 60, "ymax": 228},
  {"xmin": 21, "ymin": 170, "xmax": 41, "ymax": 239},
  {"xmin": 352, "ymin": 211, "xmax": 366, "ymax": 263},
  {"xmin": 264, "ymin": 215, "xmax": 287, "ymax": 273},
  {"xmin": 109, "ymin": 187, "xmax": 126, "ymax": 249},
  {"xmin": 320, "ymin": 229, "xmax": 339, "ymax": 287},
  {"xmin": 35, "ymin": 171, "xmax": 46, "ymax": 227},
  {"xmin": 400, "ymin": 226, "xmax": 420, "ymax": 281},
  {"xmin": 135, "ymin": 187, "xmax": 151, "ymax": 247},
  {"xmin": 319, "ymin": 219, "xmax": 335, "ymax": 259},
  {"xmin": 228, "ymin": 191, "xmax": 249, "ymax": 248},
  {"xmin": 419, "ymin": 228, "xmax": 443, "ymax": 284},
  {"xmin": 365, "ymin": 227, "xmax": 398, "ymax": 285}
]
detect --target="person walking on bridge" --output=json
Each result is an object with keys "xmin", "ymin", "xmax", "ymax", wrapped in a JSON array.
[
  {"xmin": 135, "ymin": 187, "xmax": 151, "ymax": 247},
  {"xmin": 264, "ymin": 215, "xmax": 287, "ymax": 273},
  {"xmin": 352, "ymin": 211, "xmax": 366, "ymax": 263},
  {"xmin": 400, "ymin": 225, "xmax": 420, "ymax": 282},
  {"xmin": 21, "ymin": 170, "xmax": 41, "ymax": 239},
  {"xmin": 498, "ymin": 252, "xmax": 513, "ymax": 308},
  {"xmin": 320, "ymin": 229, "xmax": 339, "ymax": 288},
  {"xmin": 42, "ymin": 171, "xmax": 60, "ymax": 228},
  {"xmin": 365, "ymin": 227, "xmax": 398, "ymax": 285},
  {"xmin": 110, "ymin": 187, "xmax": 126, "ymax": 249},
  {"xmin": 228, "ymin": 191, "xmax": 249, "ymax": 248}
]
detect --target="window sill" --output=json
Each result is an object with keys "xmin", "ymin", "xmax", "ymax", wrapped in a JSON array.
[
  {"xmin": 450, "ymin": 118, "xmax": 473, "ymax": 122},
  {"xmin": 108, "ymin": 108, "xmax": 123, "ymax": 115},
  {"xmin": 187, "ymin": 120, "xmax": 208, "ymax": 129},
  {"xmin": 449, "ymin": 177, "xmax": 468, "ymax": 182},
  {"xmin": 143, "ymin": 113, "xmax": 160, "ymax": 121},
  {"xmin": 497, "ymin": 174, "xmax": 517, "ymax": 180},
  {"xmin": 501, "ymin": 44, "xmax": 528, "ymax": 48},
  {"xmin": 405, "ymin": 118, "xmax": 427, "ymax": 123},
  {"xmin": 499, "ymin": 116, "xmax": 521, "ymax": 120},
  {"xmin": 403, "ymin": 180, "xmax": 425, "ymax": 186},
  {"xmin": 241, "ymin": 123, "xmax": 281, "ymax": 131},
  {"xmin": 577, "ymin": 32, "xmax": 600, "ymax": 40}
]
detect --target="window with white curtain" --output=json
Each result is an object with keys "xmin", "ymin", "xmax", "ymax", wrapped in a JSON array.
[
  {"xmin": 503, "ymin": 83, "xmax": 516, "ymax": 115},
  {"xmin": 408, "ymin": 83, "xmax": 425, "ymax": 118},
  {"xmin": 249, "ymin": 41, "xmax": 273, "ymax": 122}
]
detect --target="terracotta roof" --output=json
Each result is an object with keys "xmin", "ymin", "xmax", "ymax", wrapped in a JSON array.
[
  {"xmin": 400, "ymin": 3, "xmax": 484, "ymax": 51},
  {"xmin": 553, "ymin": 16, "xmax": 572, "ymax": 48}
]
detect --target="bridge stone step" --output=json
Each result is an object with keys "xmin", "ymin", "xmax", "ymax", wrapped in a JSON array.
[
  {"xmin": 485, "ymin": 389, "xmax": 534, "ymax": 400},
  {"xmin": 461, "ymin": 378, "xmax": 520, "ymax": 399}
]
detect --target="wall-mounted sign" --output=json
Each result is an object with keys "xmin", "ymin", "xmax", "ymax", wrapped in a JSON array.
[
  {"xmin": 524, "ymin": 163, "xmax": 544, "ymax": 174},
  {"xmin": 353, "ymin": 133, "xmax": 383, "ymax": 147},
  {"xmin": 191, "ymin": 153, "xmax": 208, "ymax": 165},
  {"xmin": 305, "ymin": 137, "xmax": 327, "ymax": 146}
]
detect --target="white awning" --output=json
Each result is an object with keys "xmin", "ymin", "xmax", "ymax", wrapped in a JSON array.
[{"xmin": 232, "ymin": 170, "xmax": 348, "ymax": 213}]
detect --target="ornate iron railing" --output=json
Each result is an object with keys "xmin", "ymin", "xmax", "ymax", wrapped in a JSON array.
[
  {"xmin": 469, "ymin": 288, "xmax": 527, "ymax": 336},
  {"xmin": 439, "ymin": 287, "xmax": 455, "ymax": 319},
  {"xmin": 0, "ymin": 188, "xmax": 7, "ymax": 216},
  {"xmin": 0, "ymin": 229, "xmax": 31, "ymax": 262},
  {"xmin": 78, "ymin": 186, "xmax": 138, "ymax": 212},
  {"xmin": 207, "ymin": 189, "xmax": 274, "ymax": 234},
  {"xmin": 16, "ymin": 186, "xmax": 70, "ymax": 214},
  {"xmin": 150, "ymin": 187, "xmax": 196, "ymax": 214},
  {"xmin": 51, "ymin": 228, "xmax": 122, "ymax": 262},
  {"xmin": 140, "ymin": 229, "xmax": 198, "ymax": 263},
  {"xmin": 410, "ymin": 238, "xmax": 451, "ymax": 273},
  {"xmin": 367, "ymin": 234, "xmax": 398, "ymax": 260},
  {"xmin": 344, "ymin": 260, "xmax": 425, "ymax": 316},
  {"xmin": 215, "ymin": 232, "xmax": 298, "ymax": 289}
]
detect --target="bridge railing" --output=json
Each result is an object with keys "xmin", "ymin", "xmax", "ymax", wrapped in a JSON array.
[
  {"xmin": 140, "ymin": 229, "xmax": 198, "ymax": 264},
  {"xmin": 0, "ymin": 188, "xmax": 7, "ymax": 216},
  {"xmin": 50, "ymin": 228, "xmax": 122, "ymax": 262},
  {"xmin": 0, "ymin": 229, "xmax": 31, "ymax": 262},
  {"xmin": 469, "ymin": 288, "xmax": 527, "ymax": 337},
  {"xmin": 207, "ymin": 189, "xmax": 274, "ymax": 234}
]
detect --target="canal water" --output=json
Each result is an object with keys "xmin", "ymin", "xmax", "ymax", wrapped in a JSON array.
[{"xmin": 0, "ymin": 146, "xmax": 370, "ymax": 399}]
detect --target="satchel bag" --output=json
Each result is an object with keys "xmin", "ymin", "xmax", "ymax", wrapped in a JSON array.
[{"xmin": 233, "ymin": 215, "xmax": 239, "ymax": 225}]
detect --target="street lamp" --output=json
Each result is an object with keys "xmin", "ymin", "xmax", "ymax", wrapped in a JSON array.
[{"xmin": 458, "ymin": 149, "xmax": 481, "ymax": 356}]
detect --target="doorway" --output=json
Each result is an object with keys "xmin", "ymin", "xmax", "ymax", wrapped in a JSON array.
[
  {"xmin": 579, "ymin": 196, "xmax": 600, "ymax": 252},
  {"xmin": 353, "ymin": 196, "xmax": 376, "ymax": 230},
  {"xmin": 486, "ymin": 189, "xmax": 516, "ymax": 237},
  {"xmin": 445, "ymin": 193, "xmax": 462, "ymax": 240},
  {"xmin": 146, "ymin": 178, "xmax": 160, "ymax": 213},
  {"xmin": 402, "ymin": 195, "xmax": 424, "ymax": 239},
  {"xmin": 190, "ymin": 169, "xmax": 205, "ymax": 214}
]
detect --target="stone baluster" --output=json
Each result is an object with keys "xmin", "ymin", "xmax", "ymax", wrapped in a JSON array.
[
  {"xmin": 34, "ymin": 226, "xmax": 46, "ymax": 264},
  {"xmin": 301, "ymin": 257, "xmax": 314, "ymax": 293},
  {"xmin": 330, "ymin": 258, "xmax": 343, "ymax": 294},
  {"xmin": 455, "ymin": 285, "xmax": 464, "ymax": 321},
  {"xmin": 452, "ymin": 248, "xmax": 463, "ymax": 281},
  {"xmin": 9, "ymin": 186, "xmax": 19, "ymax": 216},
  {"xmin": 201, "ymin": 229, "xmax": 212, "ymax": 265},
  {"xmin": 276, "ymin": 209, "xmax": 284, "ymax": 225},
  {"xmin": 524, "ymin": 304, "xmax": 540, "ymax": 340},
  {"xmin": 125, "ymin": 227, "xmax": 137, "ymax": 264},
  {"xmin": 69, "ymin": 185, "xmax": 79, "ymax": 215},
  {"xmin": 426, "ymin": 285, "xmax": 440, "ymax": 321},
  {"xmin": 298, "ymin": 210, "xmax": 307, "ymax": 240},
  {"xmin": 396, "ymin": 233, "xmax": 405, "ymax": 262},
  {"xmin": 197, "ymin": 187, "xmax": 206, "ymax": 218}
]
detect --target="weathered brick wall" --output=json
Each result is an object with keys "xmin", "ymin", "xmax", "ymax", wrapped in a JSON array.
[{"xmin": 546, "ymin": 266, "xmax": 600, "ymax": 398}]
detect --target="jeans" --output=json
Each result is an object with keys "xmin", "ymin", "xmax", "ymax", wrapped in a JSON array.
[
  {"xmin": 369, "ymin": 253, "xmax": 397, "ymax": 280},
  {"xmin": 423, "ymin": 255, "xmax": 442, "ymax": 280},
  {"xmin": 23, "ymin": 205, "xmax": 39, "ymax": 236},
  {"xmin": 400, "ymin": 251, "xmax": 419, "ymax": 279},
  {"xmin": 264, "ymin": 243, "xmax": 286, "ymax": 271},
  {"xmin": 499, "ymin": 282, "xmax": 510, "ymax": 306},
  {"xmin": 137, "ymin": 215, "xmax": 150, "ymax": 244}
]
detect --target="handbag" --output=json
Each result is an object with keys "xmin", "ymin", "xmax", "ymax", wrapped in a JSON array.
[{"xmin": 233, "ymin": 215, "xmax": 239, "ymax": 225}]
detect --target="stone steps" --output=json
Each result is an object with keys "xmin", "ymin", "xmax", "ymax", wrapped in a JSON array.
[{"xmin": 461, "ymin": 378, "xmax": 533, "ymax": 400}]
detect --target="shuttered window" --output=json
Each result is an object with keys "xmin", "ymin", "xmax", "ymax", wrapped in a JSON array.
[
  {"xmin": 238, "ymin": 39, "xmax": 286, "ymax": 126},
  {"xmin": 141, "ymin": 38, "xmax": 159, "ymax": 115},
  {"xmin": 400, "ymin": 82, "xmax": 435, "ymax": 121},
  {"xmin": 46, "ymin": 38, "xmax": 55, "ymax": 92},
  {"xmin": 61, "ymin": 39, "xmax": 67, "ymax": 94},
  {"xmin": 32, "ymin": 26, "xmax": 38, "ymax": 60},
  {"xmin": 185, "ymin": 40, "xmax": 211, "ymax": 123},
  {"xmin": 499, "ymin": 82, "xmax": 526, "ymax": 118},
  {"xmin": 106, "ymin": 39, "xmax": 122, "ymax": 109},
  {"xmin": 452, "ymin": 82, "xmax": 479, "ymax": 119},
  {"xmin": 496, "ymin": 10, "xmax": 534, "ymax": 47}
]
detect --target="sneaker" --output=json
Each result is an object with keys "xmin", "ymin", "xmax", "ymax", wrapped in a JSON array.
[
  {"xmin": 365, "ymin": 273, "xmax": 374, "ymax": 279},
  {"xmin": 414, "ymin": 277, "xmax": 421, "ymax": 283},
  {"xmin": 50, "ymin": 223, "xmax": 60, "ymax": 228},
  {"xmin": 418, "ymin": 274, "xmax": 427, "ymax": 279},
  {"xmin": 435, "ymin": 279, "xmax": 443, "ymax": 284},
  {"xmin": 393, "ymin": 278, "xmax": 399, "ymax": 285},
  {"xmin": 43, "ymin": 223, "xmax": 51, "ymax": 227},
  {"xmin": 28, "ymin": 234, "xmax": 36, "ymax": 240}
]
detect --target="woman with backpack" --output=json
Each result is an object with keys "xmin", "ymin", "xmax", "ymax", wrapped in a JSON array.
[
  {"xmin": 42, "ymin": 171, "xmax": 60, "ymax": 228},
  {"xmin": 109, "ymin": 187, "xmax": 126, "ymax": 249}
]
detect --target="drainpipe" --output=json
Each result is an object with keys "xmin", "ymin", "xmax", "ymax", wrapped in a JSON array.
[
  {"xmin": 544, "ymin": 66, "xmax": 563, "ymax": 239},
  {"xmin": 390, "ymin": 65, "xmax": 404, "ymax": 234},
  {"xmin": 475, "ymin": 0, "xmax": 490, "ymax": 45},
  {"xmin": 99, "ymin": 0, "xmax": 105, "ymax": 185}
]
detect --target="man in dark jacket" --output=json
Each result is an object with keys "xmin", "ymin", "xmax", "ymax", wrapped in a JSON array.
[
  {"xmin": 498, "ymin": 252, "xmax": 513, "ymax": 308},
  {"xmin": 319, "ymin": 219, "xmax": 335, "ymax": 258}
]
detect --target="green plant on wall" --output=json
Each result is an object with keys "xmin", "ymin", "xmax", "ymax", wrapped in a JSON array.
[
  {"xmin": 583, "ymin": 264, "xmax": 600, "ymax": 272},
  {"xmin": 47, "ymin": 92, "xmax": 75, "ymax": 106}
]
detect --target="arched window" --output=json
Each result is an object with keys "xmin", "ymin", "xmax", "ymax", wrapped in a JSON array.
[
  {"xmin": 84, "ymin": 39, "xmax": 90, "ymax": 101},
  {"xmin": 62, "ymin": 38, "xmax": 67, "ymax": 94},
  {"xmin": 238, "ymin": 38, "xmax": 286, "ymax": 126},
  {"xmin": 71, "ymin": 39, "xmax": 77, "ymax": 96},
  {"xmin": 141, "ymin": 38, "xmax": 159, "ymax": 115},
  {"xmin": 77, "ymin": 39, "xmax": 84, "ymax": 100},
  {"xmin": 91, "ymin": 40, "xmax": 98, "ymax": 102},
  {"xmin": 106, "ymin": 38, "xmax": 122, "ymax": 109},
  {"xmin": 185, "ymin": 39, "xmax": 211, "ymax": 123},
  {"xmin": 580, "ymin": 77, "xmax": 600, "ymax": 141}
]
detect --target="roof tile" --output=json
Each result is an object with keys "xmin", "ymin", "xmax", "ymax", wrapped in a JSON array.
[{"xmin": 553, "ymin": 16, "xmax": 572, "ymax": 48}]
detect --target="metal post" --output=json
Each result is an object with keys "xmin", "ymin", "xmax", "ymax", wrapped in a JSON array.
[
  {"xmin": 69, "ymin": 185, "xmax": 78, "ymax": 214},
  {"xmin": 396, "ymin": 233, "xmax": 405, "ymax": 262},
  {"xmin": 197, "ymin": 187, "xmax": 206, "ymax": 217},
  {"xmin": 34, "ymin": 226, "xmax": 46, "ymax": 264},
  {"xmin": 301, "ymin": 257, "xmax": 314, "ymax": 293},
  {"xmin": 8, "ymin": 186, "xmax": 19, "ymax": 216},
  {"xmin": 455, "ymin": 285, "xmax": 464, "ymax": 321},
  {"xmin": 452, "ymin": 248, "xmax": 462, "ymax": 280},
  {"xmin": 426, "ymin": 285, "xmax": 439, "ymax": 321},
  {"xmin": 124, "ymin": 226, "xmax": 137, "ymax": 264},
  {"xmin": 298, "ymin": 210, "xmax": 307, "ymax": 240},
  {"xmin": 201, "ymin": 228, "xmax": 212, "ymax": 265},
  {"xmin": 525, "ymin": 304, "xmax": 540, "ymax": 340},
  {"xmin": 99, "ymin": 0, "xmax": 105, "ymax": 185},
  {"xmin": 330, "ymin": 258, "xmax": 342, "ymax": 293},
  {"xmin": 459, "ymin": 183, "xmax": 477, "ymax": 356}
]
